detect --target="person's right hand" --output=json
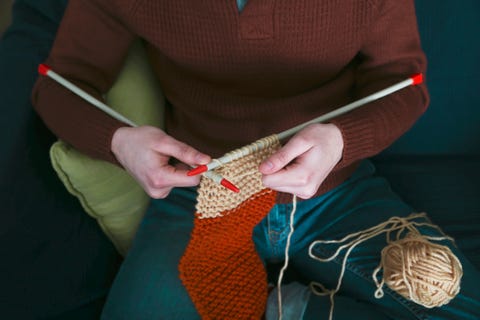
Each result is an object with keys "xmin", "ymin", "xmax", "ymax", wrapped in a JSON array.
[{"xmin": 111, "ymin": 126, "xmax": 211, "ymax": 199}]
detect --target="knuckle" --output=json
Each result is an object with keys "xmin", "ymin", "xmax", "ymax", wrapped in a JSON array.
[
  {"xmin": 149, "ymin": 189, "xmax": 170, "ymax": 199},
  {"xmin": 148, "ymin": 175, "xmax": 166, "ymax": 189},
  {"xmin": 304, "ymin": 188, "xmax": 317, "ymax": 199},
  {"xmin": 178, "ymin": 143, "xmax": 191, "ymax": 156},
  {"xmin": 293, "ymin": 134, "xmax": 309, "ymax": 146},
  {"xmin": 297, "ymin": 188, "xmax": 316, "ymax": 199},
  {"xmin": 171, "ymin": 140, "xmax": 198, "ymax": 162},
  {"xmin": 295, "ymin": 178, "xmax": 317, "ymax": 199},
  {"xmin": 307, "ymin": 123, "xmax": 322, "ymax": 134},
  {"xmin": 146, "ymin": 189, "xmax": 156, "ymax": 198},
  {"xmin": 261, "ymin": 176, "xmax": 272, "ymax": 188},
  {"xmin": 295, "ymin": 171, "xmax": 311, "ymax": 186},
  {"xmin": 273, "ymin": 151, "xmax": 290, "ymax": 166}
]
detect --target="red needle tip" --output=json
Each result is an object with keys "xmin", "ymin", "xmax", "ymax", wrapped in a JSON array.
[
  {"xmin": 411, "ymin": 73, "xmax": 423, "ymax": 85},
  {"xmin": 38, "ymin": 64, "xmax": 50, "ymax": 76},
  {"xmin": 221, "ymin": 179, "xmax": 240, "ymax": 193},
  {"xmin": 187, "ymin": 165, "xmax": 208, "ymax": 176}
]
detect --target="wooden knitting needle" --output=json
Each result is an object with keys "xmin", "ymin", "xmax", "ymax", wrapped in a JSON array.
[
  {"xmin": 38, "ymin": 64, "xmax": 239, "ymax": 193},
  {"xmin": 188, "ymin": 74, "xmax": 424, "ymax": 176}
]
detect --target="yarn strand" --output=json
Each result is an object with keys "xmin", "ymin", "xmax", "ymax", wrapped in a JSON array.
[
  {"xmin": 308, "ymin": 213, "xmax": 462, "ymax": 320},
  {"xmin": 277, "ymin": 195, "xmax": 297, "ymax": 320}
]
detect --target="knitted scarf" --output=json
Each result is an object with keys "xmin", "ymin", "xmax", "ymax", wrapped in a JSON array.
[{"xmin": 179, "ymin": 140, "xmax": 281, "ymax": 319}]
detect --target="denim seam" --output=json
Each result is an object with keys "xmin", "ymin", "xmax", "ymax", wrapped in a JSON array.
[
  {"xmin": 311, "ymin": 244, "xmax": 429, "ymax": 320},
  {"xmin": 267, "ymin": 205, "xmax": 290, "ymax": 259}
]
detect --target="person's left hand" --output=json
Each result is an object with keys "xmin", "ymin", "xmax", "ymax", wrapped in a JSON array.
[{"xmin": 258, "ymin": 123, "xmax": 344, "ymax": 199}]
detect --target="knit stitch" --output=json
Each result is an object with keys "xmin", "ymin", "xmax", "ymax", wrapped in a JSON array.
[{"xmin": 179, "ymin": 140, "xmax": 280, "ymax": 319}]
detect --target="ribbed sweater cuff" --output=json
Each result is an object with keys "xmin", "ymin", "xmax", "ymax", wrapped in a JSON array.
[
  {"xmin": 33, "ymin": 77, "xmax": 126, "ymax": 166},
  {"xmin": 84, "ymin": 115, "xmax": 125, "ymax": 165},
  {"xmin": 330, "ymin": 112, "xmax": 375, "ymax": 169}
]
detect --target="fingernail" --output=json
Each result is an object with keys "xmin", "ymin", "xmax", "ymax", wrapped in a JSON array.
[
  {"xmin": 263, "ymin": 161, "xmax": 273, "ymax": 170},
  {"xmin": 195, "ymin": 154, "xmax": 209, "ymax": 164}
]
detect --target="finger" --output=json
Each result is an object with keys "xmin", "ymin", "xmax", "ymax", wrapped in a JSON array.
[
  {"xmin": 259, "ymin": 136, "xmax": 312, "ymax": 174},
  {"xmin": 262, "ymin": 148, "xmax": 328, "ymax": 198},
  {"xmin": 262, "ymin": 162, "xmax": 311, "ymax": 189},
  {"xmin": 152, "ymin": 135, "xmax": 211, "ymax": 166},
  {"xmin": 262, "ymin": 166, "xmax": 318, "ymax": 199},
  {"xmin": 147, "ymin": 165, "xmax": 202, "ymax": 190}
]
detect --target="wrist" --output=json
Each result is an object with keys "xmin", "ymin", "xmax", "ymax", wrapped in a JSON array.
[
  {"xmin": 324, "ymin": 123, "xmax": 344, "ymax": 163},
  {"xmin": 111, "ymin": 126, "xmax": 130, "ymax": 157}
]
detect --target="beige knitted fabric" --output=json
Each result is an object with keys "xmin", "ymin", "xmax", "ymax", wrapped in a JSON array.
[{"xmin": 196, "ymin": 139, "xmax": 281, "ymax": 218}]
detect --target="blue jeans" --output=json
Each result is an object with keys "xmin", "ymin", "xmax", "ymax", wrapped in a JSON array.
[{"xmin": 101, "ymin": 161, "xmax": 480, "ymax": 319}]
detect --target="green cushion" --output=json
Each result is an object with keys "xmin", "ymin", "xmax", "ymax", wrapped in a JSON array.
[{"xmin": 50, "ymin": 40, "xmax": 164, "ymax": 255}]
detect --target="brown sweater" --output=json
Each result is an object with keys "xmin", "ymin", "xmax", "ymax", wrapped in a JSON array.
[{"xmin": 32, "ymin": 0, "xmax": 429, "ymax": 198}]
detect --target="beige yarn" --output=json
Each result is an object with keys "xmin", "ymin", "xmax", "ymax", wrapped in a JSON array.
[
  {"xmin": 375, "ymin": 232, "xmax": 462, "ymax": 308},
  {"xmin": 196, "ymin": 137, "xmax": 281, "ymax": 219},
  {"xmin": 309, "ymin": 213, "xmax": 463, "ymax": 320}
]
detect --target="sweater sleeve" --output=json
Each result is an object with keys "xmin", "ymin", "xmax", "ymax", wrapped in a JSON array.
[
  {"xmin": 31, "ymin": 0, "xmax": 138, "ymax": 164},
  {"xmin": 329, "ymin": 0, "xmax": 429, "ymax": 168}
]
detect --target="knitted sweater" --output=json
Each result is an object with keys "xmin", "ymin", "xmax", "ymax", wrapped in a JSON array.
[{"xmin": 32, "ymin": 0, "xmax": 428, "ymax": 200}]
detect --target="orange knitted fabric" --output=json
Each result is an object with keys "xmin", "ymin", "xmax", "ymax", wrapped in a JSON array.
[{"xmin": 179, "ymin": 141, "xmax": 280, "ymax": 319}]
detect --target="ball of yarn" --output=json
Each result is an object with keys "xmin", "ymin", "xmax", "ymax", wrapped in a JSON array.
[{"xmin": 381, "ymin": 232, "xmax": 463, "ymax": 308}]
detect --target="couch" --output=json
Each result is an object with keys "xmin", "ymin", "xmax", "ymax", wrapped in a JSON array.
[
  {"xmin": 0, "ymin": 1, "xmax": 121, "ymax": 319},
  {"xmin": 0, "ymin": 1, "xmax": 478, "ymax": 319}
]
